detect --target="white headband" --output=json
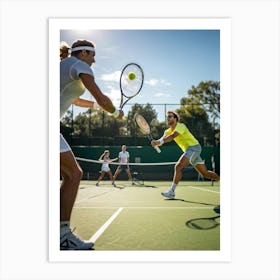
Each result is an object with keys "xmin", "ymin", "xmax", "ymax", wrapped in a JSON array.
[{"xmin": 71, "ymin": 46, "xmax": 95, "ymax": 53}]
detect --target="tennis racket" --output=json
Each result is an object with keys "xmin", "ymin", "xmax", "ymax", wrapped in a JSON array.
[
  {"xmin": 134, "ymin": 114, "xmax": 161, "ymax": 153},
  {"xmin": 119, "ymin": 63, "xmax": 144, "ymax": 109}
]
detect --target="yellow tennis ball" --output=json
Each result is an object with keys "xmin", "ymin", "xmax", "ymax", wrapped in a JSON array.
[{"xmin": 128, "ymin": 72, "xmax": 136, "ymax": 80}]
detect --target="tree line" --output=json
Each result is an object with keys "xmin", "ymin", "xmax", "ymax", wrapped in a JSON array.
[{"xmin": 61, "ymin": 81, "xmax": 220, "ymax": 146}]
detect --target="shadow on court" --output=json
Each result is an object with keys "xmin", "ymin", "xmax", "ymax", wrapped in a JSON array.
[
  {"xmin": 163, "ymin": 197, "xmax": 218, "ymax": 207},
  {"xmin": 132, "ymin": 183, "xmax": 158, "ymax": 188},
  {"xmin": 186, "ymin": 215, "xmax": 220, "ymax": 230}
]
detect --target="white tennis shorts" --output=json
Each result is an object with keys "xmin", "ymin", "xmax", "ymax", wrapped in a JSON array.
[{"xmin": 60, "ymin": 134, "xmax": 71, "ymax": 153}]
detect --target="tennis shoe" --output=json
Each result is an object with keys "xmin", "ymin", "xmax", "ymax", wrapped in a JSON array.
[
  {"xmin": 161, "ymin": 189, "xmax": 175, "ymax": 199},
  {"xmin": 112, "ymin": 182, "xmax": 116, "ymax": 187},
  {"xmin": 60, "ymin": 228, "xmax": 94, "ymax": 250},
  {"xmin": 96, "ymin": 182, "xmax": 99, "ymax": 186}
]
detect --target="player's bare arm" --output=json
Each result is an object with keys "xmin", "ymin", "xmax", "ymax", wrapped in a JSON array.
[
  {"xmin": 80, "ymin": 73, "xmax": 123, "ymax": 119},
  {"xmin": 73, "ymin": 98, "xmax": 95, "ymax": 108},
  {"xmin": 151, "ymin": 131, "xmax": 180, "ymax": 147}
]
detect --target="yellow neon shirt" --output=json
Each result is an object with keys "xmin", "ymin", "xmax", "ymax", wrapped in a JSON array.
[{"xmin": 164, "ymin": 122, "xmax": 199, "ymax": 152}]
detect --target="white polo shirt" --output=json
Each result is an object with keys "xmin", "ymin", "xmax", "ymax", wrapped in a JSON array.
[{"xmin": 118, "ymin": 151, "xmax": 130, "ymax": 163}]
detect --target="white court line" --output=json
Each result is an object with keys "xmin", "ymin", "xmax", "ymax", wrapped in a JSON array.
[
  {"xmin": 88, "ymin": 207, "xmax": 123, "ymax": 243},
  {"xmin": 74, "ymin": 206, "xmax": 215, "ymax": 210},
  {"xmin": 189, "ymin": 186, "xmax": 220, "ymax": 194}
]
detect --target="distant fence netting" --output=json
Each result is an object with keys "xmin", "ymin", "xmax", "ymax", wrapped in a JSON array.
[{"xmin": 74, "ymin": 146, "xmax": 219, "ymax": 181}]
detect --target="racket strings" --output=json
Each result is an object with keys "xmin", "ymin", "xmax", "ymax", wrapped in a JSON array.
[
  {"xmin": 135, "ymin": 115, "xmax": 151, "ymax": 134},
  {"xmin": 120, "ymin": 65, "xmax": 143, "ymax": 98}
]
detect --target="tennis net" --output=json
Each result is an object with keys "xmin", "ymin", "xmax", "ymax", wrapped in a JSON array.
[{"xmin": 76, "ymin": 157, "xmax": 198, "ymax": 181}]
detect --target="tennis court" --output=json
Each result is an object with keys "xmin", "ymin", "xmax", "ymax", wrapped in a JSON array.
[{"xmin": 70, "ymin": 180, "xmax": 220, "ymax": 251}]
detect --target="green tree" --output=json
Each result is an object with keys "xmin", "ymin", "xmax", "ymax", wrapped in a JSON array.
[
  {"xmin": 61, "ymin": 107, "xmax": 123, "ymax": 137},
  {"xmin": 176, "ymin": 104, "xmax": 213, "ymax": 143},
  {"xmin": 60, "ymin": 108, "xmax": 73, "ymax": 127},
  {"xmin": 177, "ymin": 80, "xmax": 220, "ymax": 145},
  {"xmin": 60, "ymin": 109, "xmax": 74, "ymax": 141},
  {"xmin": 181, "ymin": 81, "xmax": 220, "ymax": 129},
  {"xmin": 87, "ymin": 109, "xmax": 123, "ymax": 137}
]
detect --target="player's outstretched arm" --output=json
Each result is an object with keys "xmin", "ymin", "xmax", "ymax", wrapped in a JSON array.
[
  {"xmin": 73, "ymin": 98, "xmax": 95, "ymax": 108},
  {"xmin": 80, "ymin": 73, "xmax": 123, "ymax": 119},
  {"xmin": 152, "ymin": 131, "xmax": 180, "ymax": 147}
]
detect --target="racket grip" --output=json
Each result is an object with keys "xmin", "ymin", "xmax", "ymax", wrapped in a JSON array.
[{"xmin": 154, "ymin": 146, "xmax": 161, "ymax": 153}]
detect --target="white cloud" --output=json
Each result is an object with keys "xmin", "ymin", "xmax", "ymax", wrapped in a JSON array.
[
  {"xmin": 103, "ymin": 85, "xmax": 121, "ymax": 106},
  {"xmin": 145, "ymin": 79, "xmax": 171, "ymax": 86},
  {"xmin": 155, "ymin": 92, "xmax": 171, "ymax": 98},
  {"xmin": 145, "ymin": 79, "xmax": 159, "ymax": 86},
  {"xmin": 160, "ymin": 79, "xmax": 171, "ymax": 86},
  {"xmin": 100, "ymin": 70, "xmax": 121, "ymax": 82}
]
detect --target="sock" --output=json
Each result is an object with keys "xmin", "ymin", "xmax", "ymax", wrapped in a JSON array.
[
  {"xmin": 60, "ymin": 221, "xmax": 70, "ymax": 228},
  {"xmin": 171, "ymin": 183, "xmax": 177, "ymax": 192},
  {"xmin": 60, "ymin": 221, "xmax": 70, "ymax": 236}
]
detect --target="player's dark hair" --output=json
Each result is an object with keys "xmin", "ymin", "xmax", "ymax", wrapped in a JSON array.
[{"xmin": 167, "ymin": 110, "xmax": 179, "ymax": 121}]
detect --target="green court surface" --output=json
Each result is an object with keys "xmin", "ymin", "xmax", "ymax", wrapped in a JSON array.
[{"xmin": 71, "ymin": 180, "xmax": 220, "ymax": 251}]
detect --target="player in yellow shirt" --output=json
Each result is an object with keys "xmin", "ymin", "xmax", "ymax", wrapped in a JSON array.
[{"xmin": 151, "ymin": 110, "xmax": 220, "ymax": 199}]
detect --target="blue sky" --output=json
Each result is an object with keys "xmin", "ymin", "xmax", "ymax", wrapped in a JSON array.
[{"xmin": 60, "ymin": 29, "xmax": 220, "ymax": 121}]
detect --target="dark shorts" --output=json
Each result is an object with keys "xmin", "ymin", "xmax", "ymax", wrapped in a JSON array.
[{"xmin": 116, "ymin": 164, "xmax": 130, "ymax": 171}]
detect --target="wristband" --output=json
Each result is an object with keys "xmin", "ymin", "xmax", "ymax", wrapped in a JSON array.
[
  {"xmin": 159, "ymin": 138, "xmax": 164, "ymax": 145},
  {"xmin": 112, "ymin": 108, "xmax": 119, "ymax": 118}
]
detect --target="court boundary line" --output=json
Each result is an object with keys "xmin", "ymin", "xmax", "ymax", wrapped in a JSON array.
[
  {"xmin": 189, "ymin": 186, "xmax": 220, "ymax": 194},
  {"xmin": 74, "ymin": 206, "xmax": 216, "ymax": 210},
  {"xmin": 88, "ymin": 207, "xmax": 123, "ymax": 243}
]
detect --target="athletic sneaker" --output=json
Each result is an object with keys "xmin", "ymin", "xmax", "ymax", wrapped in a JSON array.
[
  {"xmin": 96, "ymin": 182, "xmax": 99, "ymax": 186},
  {"xmin": 161, "ymin": 189, "xmax": 175, "ymax": 199},
  {"xmin": 112, "ymin": 182, "xmax": 116, "ymax": 187},
  {"xmin": 60, "ymin": 229, "xmax": 94, "ymax": 250}
]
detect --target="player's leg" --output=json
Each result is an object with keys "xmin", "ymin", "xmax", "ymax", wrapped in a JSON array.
[
  {"xmin": 112, "ymin": 166, "xmax": 121, "ymax": 186},
  {"xmin": 161, "ymin": 154, "xmax": 190, "ymax": 199},
  {"xmin": 60, "ymin": 150, "xmax": 82, "ymax": 222},
  {"xmin": 125, "ymin": 167, "xmax": 134, "ymax": 184},
  {"xmin": 96, "ymin": 171, "xmax": 105, "ymax": 186},
  {"xmin": 189, "ymin": 144, "xmax": 219, "ymax": 181},
  {"xmin": 108, "ymin": 170, "xmax": 114, "ymax": 181},
  {"xmin": 60, "ymin": 134, "xmax": 93, "ymax": 250},
  {"xmin": 173, "ymin": 155, "xmax": 190, "ymax": 184},
  {"xmin": 195, "ymin": 163, "xmax": 220, "ymax": 181}
]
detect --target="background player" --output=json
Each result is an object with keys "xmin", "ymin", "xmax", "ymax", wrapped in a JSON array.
[
  {"xmin": 96, "ymin": 150, "xmax": 118, "ymax": 186},
  {"xmin": 112, "ymin": 145, "xmax": 134, "ymax": 186}
]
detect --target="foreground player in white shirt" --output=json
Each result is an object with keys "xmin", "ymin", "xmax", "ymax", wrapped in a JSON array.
[
  {"xmin": 60, "ymin": 40, "xmax": 124, "ymax": 250},
  {"xmin": 112, "ymin": 145, "xmax": 134, "ymax": 186}
]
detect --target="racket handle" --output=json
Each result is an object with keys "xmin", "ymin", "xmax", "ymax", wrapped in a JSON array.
[{"xmin": 154, "ymin": 146, "xmax": 161, "ymax": 153}]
